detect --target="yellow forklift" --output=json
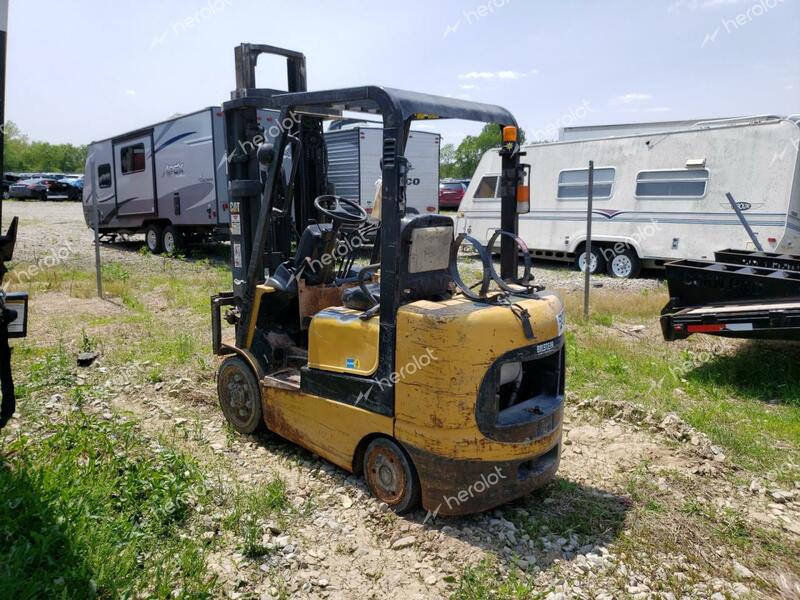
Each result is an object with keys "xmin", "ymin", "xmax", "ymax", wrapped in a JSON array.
[{"xmin": 211, "ymin": 44, "xmax": 566, "ymax": 515}]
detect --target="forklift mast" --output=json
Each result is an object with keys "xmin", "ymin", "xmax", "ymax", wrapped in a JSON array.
[{"xmin": 224, "ymin": 44, "xmax": 329, "ymax": 305}]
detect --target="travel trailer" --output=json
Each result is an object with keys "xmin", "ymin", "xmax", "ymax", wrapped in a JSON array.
[
  {"xmin": 458, "ymin": 115, "xmax": 800, "ymax": 278},
  {"xmin": 324, "ymin": 125, "xmax": 441, "ymax": 217},
  {"xmin": 83, "ymin": 109, "xmax": 441, "ymax": 253},
  {"xmin": 83, "ymin": 108, "xmax": 232, "ymax": 253}
]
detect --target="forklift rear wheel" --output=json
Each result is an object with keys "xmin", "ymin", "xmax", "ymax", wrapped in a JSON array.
[
  {"xmin": 145, "ymin": 224, "xmax": 164, "ymax": 254},
  {"xmin": 162, "ymin": 226, "xmax": 185, "ymax": 254},
  {"xmin": 363, "ymin": 438, "xmax": 421, "ymax": 513},
  {"xmin": 217, "ymin": 356, "xmax": 264, "ymax": 434}
]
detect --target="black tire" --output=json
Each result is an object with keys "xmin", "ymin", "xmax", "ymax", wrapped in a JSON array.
[
  {"xmin": 162, "ymin": 225, "xmax": 185, "ymax": 254},
  {"xmin": 145, "ymin": 223, "xmax": 164, "ymax": 254},
  {"xmin": 217, "ymin": 356, "xmax": 264, "ymax": 434},
  {"xmin": 363, "ymin": 437, "xmax": 421, "ymax": 513},
  {"xmin": 575, "ymin": 245, "xmax": 606, "ymax": 275},
  {"xmin": 39, "ymin": 191, "xmax": 47, "ymax": 202},
  {"xmin": 606, "ymin": 247, "xmax": 641, "ymax": 279}
]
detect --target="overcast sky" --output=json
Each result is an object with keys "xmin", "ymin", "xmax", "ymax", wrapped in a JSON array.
[{"xmin": 6, "ymin": 0, "xmax": 799, "ymax": 147}]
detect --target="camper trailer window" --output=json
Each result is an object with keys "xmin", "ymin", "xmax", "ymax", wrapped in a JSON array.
[
  {"xmin": 557, "ymin": 168, "xmax": 615, "ymax": 200},
  {"xmin": 98, "ymin": 164, "xmax": 112, "ymax": 189},
  {"xmin": 635, "ymin": 169, "xmax": 709, "ymax": 198},
  {"xmin": 474, "ymin": 176, "xmax": 499, "ymax": 199},
  {"xmin": 120, "ymin": 143, "xmax": 146, "ymax": 175}
]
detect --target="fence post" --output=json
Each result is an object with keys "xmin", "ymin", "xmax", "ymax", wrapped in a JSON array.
[
  {"xmin": 583, "ymin": 160, "xmax": 594, "ymax": 320},
  {"xmin": 90, "ymin": 158, "xmax": 103, "ymax": 298}
]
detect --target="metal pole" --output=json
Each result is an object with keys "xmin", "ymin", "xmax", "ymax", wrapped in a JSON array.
[
  {"xmin": 583, "ymin": 160, "xmax": 594, "ymax": 320},
  {"xmin": 726, "ymin": 192, "xmax": 764, "ymax": 252},
  {"xmin": 90, "ymin": 157, "xmax": 103, "ymax": 298},
  {"xmin": 0, "ymin": 0, "xmax": 8, "ymax": 229}
]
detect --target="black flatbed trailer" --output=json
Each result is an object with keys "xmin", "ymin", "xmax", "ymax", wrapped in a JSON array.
[{"xmin": 661, "ymin": 250, "xmax": 800, "ymax": 341}]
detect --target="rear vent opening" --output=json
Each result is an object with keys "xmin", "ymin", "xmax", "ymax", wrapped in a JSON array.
[{"xmin": 496, "ymin": 351, "xmax": 562, "ymax": 427}]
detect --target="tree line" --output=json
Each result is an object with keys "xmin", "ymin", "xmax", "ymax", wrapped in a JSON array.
[
  {"xmin": 3, "ymin": 122, "xmax": 88, "ymax": 174},
  {"xmin": 439, "ymin": 124, "xmax": 527, "ymax": 180}
]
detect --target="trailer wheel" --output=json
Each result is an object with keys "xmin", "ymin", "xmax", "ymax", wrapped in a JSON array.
[
  {"xmin": 363, "ymin": 437, "xmax": 421, "ymax": 514},
  {"xmin": 607, "ymin": 248, "xmax": 641, "ymax": 279},
  {"xmin": 162, "ymin": 226, "xmax": 185, "ymax": 254},
  {"xmin": 217, "ymin": 356, "xmax": 264, "ymax": 434},
  {"xmin": 145, "ymin": 224, "xmax": 164, "ymax": 254},
  {"xmin": 575, "ymin": 246, "xmax": 606, "ymax": 275}
]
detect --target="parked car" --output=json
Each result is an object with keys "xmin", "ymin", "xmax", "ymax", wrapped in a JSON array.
[
  {"xmin": 438, "ymin": 179, "xmax": 469, "ymax": 210},
  {"xmin": 8, "ymin": 178, "xmax": 49, "ymax": 201},
  {"xmin": 2, "ymin": 174, "xmax": 20, "ymax": 199},
  {"xmin": 40, "ymin": 176, "xmax": 81, "ymax": 200},
  {"xmin": 61, "ymin": 176, "xmax": 84, "ymax": 201}
]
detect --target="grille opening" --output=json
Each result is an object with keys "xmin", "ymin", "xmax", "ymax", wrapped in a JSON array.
[{"xmin": 496, "ymin": 351, "xmax": 562, "ymax": 426}]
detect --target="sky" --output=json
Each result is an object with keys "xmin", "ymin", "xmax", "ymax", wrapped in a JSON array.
[{"xmin": 5, "ymin": 0, "xmax": 800, "ymax": 147}]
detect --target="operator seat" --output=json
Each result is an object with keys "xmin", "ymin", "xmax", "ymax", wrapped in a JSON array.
[
  {"xmin": 266, "ymin": 222, "xmax": 338, "ymax": 292},
  {"xmin": 342, "ymin": 214, "xmax": 454, "ymax": 310}
]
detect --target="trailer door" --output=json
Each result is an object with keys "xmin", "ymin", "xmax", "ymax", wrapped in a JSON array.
[
  {"xmin": 404, "ymin": 132, "xmax": 440, "ymax": 215},
  {"xmin": 114, "ymin": 134, "xmax": 156, "ymax": 217}
]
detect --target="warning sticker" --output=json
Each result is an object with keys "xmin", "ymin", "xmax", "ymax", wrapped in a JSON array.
[
  {"xmin": 233, "ymin": 243, "xmax": 242, "ymax": 268},
  {"xmin": 231, "ymin": 213, "xmax": 241, "ymax": 235}
]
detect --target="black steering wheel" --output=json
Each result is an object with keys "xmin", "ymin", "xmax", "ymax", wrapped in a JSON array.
[{"xmin": 314, "ymin": 195, "xmax": 368, "ymax": 225}]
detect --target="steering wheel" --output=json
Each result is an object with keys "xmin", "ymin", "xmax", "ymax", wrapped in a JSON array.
[{"xmin": 314, "ymin": 195, "xmax": 368, "ymax": 225}]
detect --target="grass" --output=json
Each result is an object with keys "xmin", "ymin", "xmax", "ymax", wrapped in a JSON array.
[
  {"xmin": 0, "ymin": 413, "xmax": 216, "ymax": 598},
  {"xmin": 451, "ymin": 560, "xmax": 541, "ymax": 600},
  {"xmin": 509, "ymin": 478, "xmax": 629, "ymax": 547},
  {"xmin": 6, "ymin": 245, "xmax": 800, "ymax": 597},
  {"xmin": 222, "ymin": 479, "xmax": 290, "ymax": 558},
  {"xmin": 564, "ymin": 301, "xmax": 800, "ymax": 478}
]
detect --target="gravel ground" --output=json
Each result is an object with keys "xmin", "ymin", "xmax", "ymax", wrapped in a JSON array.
[{"xmin": 6, "ymin": 200, "xmax": 797, "ymax": 599}]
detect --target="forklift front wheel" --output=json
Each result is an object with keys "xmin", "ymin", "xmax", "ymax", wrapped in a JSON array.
[
  {"xmin": 364, "ymin": 438, "xmax": 421, "ymax": 514},
  {"xmin": 217, "ymin": 356, "xmax": 264, "ymax": 434}
]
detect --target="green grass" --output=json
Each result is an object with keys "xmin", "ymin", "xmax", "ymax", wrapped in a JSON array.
[
  {"xmin": 567, "ymin": 323, "xmax": 800, "ymax": 477},
  {"xmin": 508, "ymin": 478, "xmax": 629, "ymax": 547},
  {"xmin": 451, "ymin": 560, "xmax": 541, "ymax": 600},
  {"xmin": 0, "ymin": 413, "xmax": 216, "ymax": 598},
  {"xmin": 222, "ymin": 479, "xmax": 290, "ymax": 558}
]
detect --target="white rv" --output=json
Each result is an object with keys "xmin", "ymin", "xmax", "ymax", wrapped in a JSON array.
[
  {"xmin": 325, "ymin": 125, "xmax": 441, "ymax": 217},
  {"xmin": 458, "ymin": 115, "xmax": 800, "ymax": 278},
  {"xmin": 83, "ymin": 107, "xmax": 232, "ymax": 254}
]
